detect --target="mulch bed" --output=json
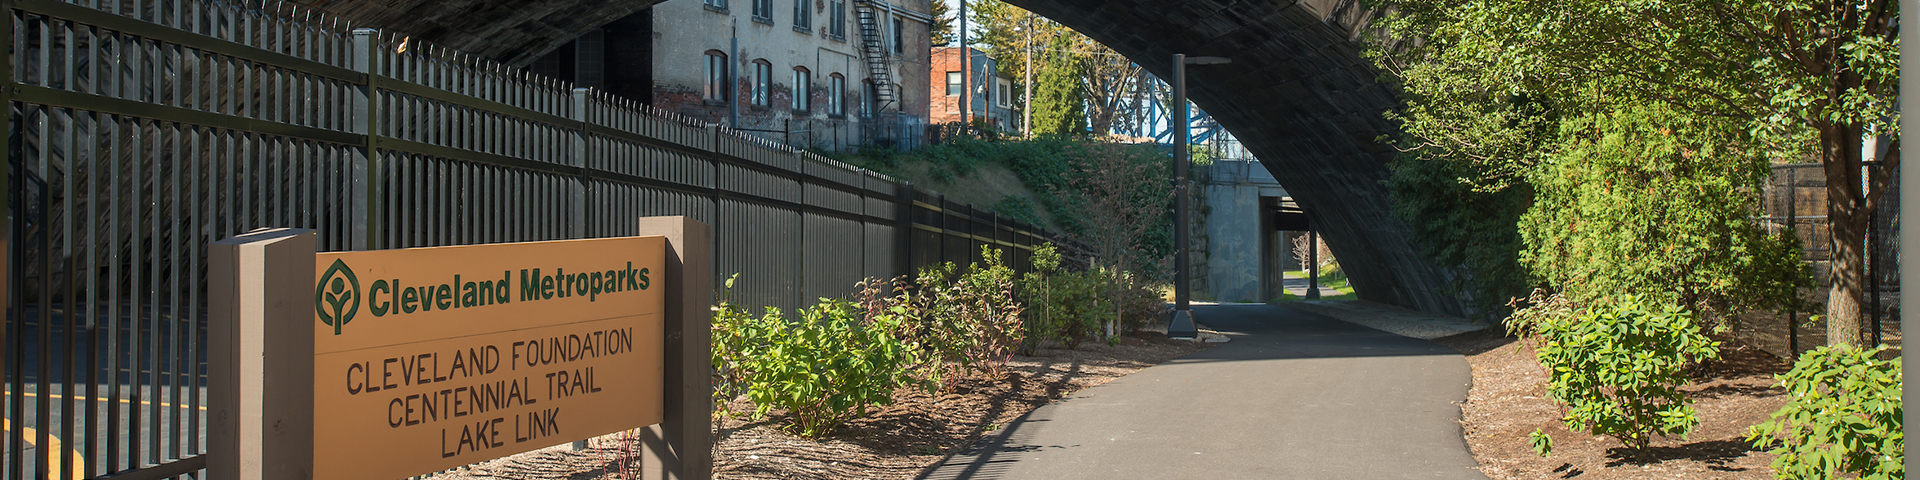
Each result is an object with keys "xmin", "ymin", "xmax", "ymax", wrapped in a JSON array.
[
  {"xmin": 1433, "ymin": 329, "xmax": 1793, "ymax": 479},
  {"xmin": 426, "ymin": 332, "xmax": 1214, "ymax": 479}
]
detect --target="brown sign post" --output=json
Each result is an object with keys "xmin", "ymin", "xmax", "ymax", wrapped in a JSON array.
[{"xmin": 208, "ymin": 217, "xmax": 712, "ymax": 480}]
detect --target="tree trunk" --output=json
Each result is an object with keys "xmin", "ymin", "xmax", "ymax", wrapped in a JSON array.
[{"xmin": 1820, "ymin": 121, "xmax": 1868, "ymax": 347}]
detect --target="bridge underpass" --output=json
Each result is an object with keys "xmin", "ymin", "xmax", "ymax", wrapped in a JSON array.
[{"xmin": 284, "ymin": 0, "xmax": 1469, "ymax": 317}]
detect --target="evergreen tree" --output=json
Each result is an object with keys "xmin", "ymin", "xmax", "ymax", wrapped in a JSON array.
[
  {"xmin": 930, "ymin": 0, "xmax": 955, "ymax": 46},
  {"xmin": 1030, "ymin": 36, "xmax": 1086, "ymax": 136}
]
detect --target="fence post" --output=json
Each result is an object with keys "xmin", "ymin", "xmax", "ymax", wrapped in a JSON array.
[
  {"xmin": 571, "ymin": 88, "xmax": 595, "ymax": 454},
  {"xmin": 635, "ymin": 217, "xmax": 715, "ymax": 480},
  {"xmin": 1870, "ymin": 162, "xmax": 1882, "ymax": 346},
  {"xmin": 938, "ymin": 194, "xmax": 949, "ymax": 264},
  {"xmin": 795, "ymin": 149, "xmax": 808, "ymax": 309},
  {"xmin": 349, "ymin": 29, "xmax": 379, "ymax": 250},
  {"xmin": 208, "ymin": 229, "xmax": 317, "ymax": 480},
  {"xmin": 0, "ymin": 0, "xmax": 12, "ymax": 426},
  {"xmin": 899, "ymin": 182, "xmax": 915, "ymax": 276},
  {"xmin": 572, "ymin": 88, "xmax": 591, "ymax": 238}
]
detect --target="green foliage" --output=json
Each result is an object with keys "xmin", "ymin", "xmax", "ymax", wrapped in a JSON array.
[
  {"xmin": 929, "ymin": 0, "xmax": 954, "ymax": 46},
  {"xmin": 710, "ymin": 275, "xmax": 758, "ymax": 420},
  {"xmin": 1748, "ymin": 345, "xmax": 1903, "ymax": 480},
  {"xmin": 1384, "ymin": 154, "xmax": 1533, "ymax": 320},
  {"xmin": 715, "ymin": 293, "xmax": 925, "ymax": 438},
  {"xmin": 990, "ymin": 196, "xmax": 1045, "ymax": 227},
  {"xmin": 1529, "ymin": 429, "xmax": 1553, "ymax": 457},
  {"xmin": 1030, "ymin": 35, "xmax": 1087, "ymax": 136},
  {"xmin": 1111, "ymin": 269, "xmax": 1168, "ymax": 333},
  {"xmin": 1019, "ymin": 244, "xmax": 1110, "ymax": 349},
  {"xmin": 912, "ymin": 247, "xmax": 1026, "ymax": 386},
  {"xmin": 1520, "ymin": 102, "xmax": 1810, "ymax": 322},
  {"xmin": 1510, "ymin": 293, "xmax": 1721, "ymax": 452},
  {"xmin": 1018, "ymin": 244, "xmax": 1167, "ymax": 349},
  {"xmin": 1368, "ymin": 0, "xmax": 1897, "ymax": 344},
  {"xmin": 839, "ymin": 135, "xmax": 1171, "ymax": 265}
]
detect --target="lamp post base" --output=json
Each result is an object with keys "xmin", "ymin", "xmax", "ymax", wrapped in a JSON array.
[{"xmin": 1168, "ymin": 308, "xmax": 1198, "ymax": 339}]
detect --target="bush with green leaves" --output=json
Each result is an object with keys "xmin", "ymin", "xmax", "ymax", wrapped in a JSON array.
[
  {"xmin": 711, "ymin": 287, "xmax": 925, "ymax": 438},
  {"xmin": 1107, "ymin": 267, "xmax": 1168, "ymax": 335},
  {"xmin": 911, "ymin": 246, "xmax": 1026, "ymax": 386},
  {"xmin": 1520, "ymin": 103, "xmax": 1809, "ymax": 325},
  {"xmin": 1510, "ymin": 293, "xmax": 1721, "ymax": 454},
  {"xmin": 1748, "ymin": 345, "xmax": 1903, "ymax": 480},
  {"xmin": 1019, "ymin": 244, "xmax": 1111, "ymax": 350},
  {"xmin": 710, "ymin": 276, "xmax": 760, "ymax": 422}
]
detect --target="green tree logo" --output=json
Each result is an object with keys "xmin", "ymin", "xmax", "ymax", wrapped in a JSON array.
[{"xmin": 316, "ymin": 259, "xmax": 361, "ymax": 335}]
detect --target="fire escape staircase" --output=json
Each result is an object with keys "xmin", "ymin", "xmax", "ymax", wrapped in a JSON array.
[{"xmin": 853, "ymin": 0, "xmax": 896, "ymax": 114}]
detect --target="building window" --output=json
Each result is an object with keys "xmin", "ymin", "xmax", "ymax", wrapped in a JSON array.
[
  {"xmin": 892, "ymin": 17, "xmax": 905, "ymax": 54},
  {"xmin": 752, "ymin": 60, "xmax": 772, "ymax": 107},
  {"xmin": 704, "ymin": 0, "xmax": 727, "ymax": 11},
  {"xmin": 998, "ymin": 80, "xmax": 1011, "ymax": 108},
  {"xmin": 792, "ymin": 0, "xmax": 811, "ymax": 31},
  {"xmin": 946, "ymin": 71, "xmax": 962, "ymax": 96},
  {"xmin": 864, "ymin": 80, "xmax": 877, "ymax": 116},
  {"xmin": 830, "ymin": 73, "xmax": 846, "ymax": 116},
  {"xmin": 828, "ymin": 0, "xmax": 846, "ymax": 39},
  {"xmin": 706, "ymin": 51, "xmax": 729, "ymax": 102},
  {"xmin": 752, "ymin": 0, "xmax": 773, "ymax": 23},
  {"xmin": 792, "ymin": 67, "xmax": 812, "ymax": 112}
]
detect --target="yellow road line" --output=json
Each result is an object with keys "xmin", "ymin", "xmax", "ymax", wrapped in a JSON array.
[
  {"xmin": 1, "ymin": 417, "xmax": 88, "ymax": 480},
  {"xmin": 8, "ymin": 390, "xmax": 207, "ymax": 411}
]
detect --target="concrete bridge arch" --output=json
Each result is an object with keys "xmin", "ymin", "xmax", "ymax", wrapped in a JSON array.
[{"xmin": 292, "ymin": 0, "xmax": 1465, "ymax": 316}]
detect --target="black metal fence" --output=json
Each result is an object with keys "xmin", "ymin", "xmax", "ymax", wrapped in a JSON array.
[
  {"xmin": 1747, "ymin": 162, "xmax": 1902, "ymax": 357},
  {"xmin": 0, "ymin": 1, "xmax": 1067, "ymax": 479}
]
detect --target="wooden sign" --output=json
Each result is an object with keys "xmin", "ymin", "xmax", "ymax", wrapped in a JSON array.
[{"xmin": 309, "ymin": 237, "xmax": 666, "ymax": 480}]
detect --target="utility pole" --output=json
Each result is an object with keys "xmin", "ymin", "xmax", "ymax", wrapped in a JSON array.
[
  {"xmin": 1023, "ymin": 11, "xmax": 1033, "ymax": 137},
  {"xmin": 1307, "ymin": 229, "xmax": 1321, "ymax": 299},
  {"xmin": 1167, "ymin": 53, "xmax": 1228, "ymax": 339},
  {"xmin": 958, "ymin": 0, "xmax": 969, "ymax": 125},
  {"xmin": 729, "ymin": 18, "xmax": 739, "ymax": 128},
  {"xmin": 1169, "ymin": 54, "xmax": 1194, "ymax": 338}
]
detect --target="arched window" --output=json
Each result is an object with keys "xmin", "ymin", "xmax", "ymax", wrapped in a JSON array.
[
  {"xmin": 829, "ymin": 73, "xmax": 846, "ymax": 116},
  {"xmin": 705, "ymin": 51, "xmax": 729, "ymax": 102},
  {"xmin": 792, "ymin": 67, "xmax": 812, "ymax": 112},
  {"xmin": 751, "ymin": 60, "xmax": 772, "ymax": 107}
]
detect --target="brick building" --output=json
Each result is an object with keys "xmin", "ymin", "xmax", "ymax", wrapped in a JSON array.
[
  {"xmin": 930, "ymin": 47, "xmax": 1015, "ymax": 130},
  {"xmin": 528, "ymin": 0, "xmax": 935, "ymax": 150}
]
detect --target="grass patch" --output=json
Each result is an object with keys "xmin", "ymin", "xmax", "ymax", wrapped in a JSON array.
[{"xmin": 1275, "ymin": 270, "xmax": 1357, "ymax": 301}]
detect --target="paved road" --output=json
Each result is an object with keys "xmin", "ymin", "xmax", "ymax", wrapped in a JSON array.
[{"xmin": 922, "ymin": 303, "xmax": 1487, "ymax": 480}]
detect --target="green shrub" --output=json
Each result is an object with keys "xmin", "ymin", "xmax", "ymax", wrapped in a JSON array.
[
  {"xmin": 912, "ymin": 246, "xmax": 1026, "ymax": 386},
  {"xmin": 1110, "ymin": 269, "xmax": 1168, "ymax": 333},
  {"xmin": 711, "ymin": 275, "xmax": 758, "ymax": 421},
  {"xmin": 1019, "ymin": 244, "xmax": 1110, "ymax": 350},
  {"xmin": 1520, "ymin": 103, "xmax": 1808, "ymax": 325},
  {"xmin": 714, "ymin": 289, "xmax": 925, "ymax": 438},
  {"xmin": 1748, "ymin": 345, "xmax": 1903, "ymax": 480},
  {"xmin": 1510, "ymin": 293, "xmax": 1721, "ymax": 453}
]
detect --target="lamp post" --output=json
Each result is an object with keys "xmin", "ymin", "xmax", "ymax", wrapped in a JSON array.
[{"xmin": 1168, "ymin": 53, "xmax": 1229, "ymax": 339}]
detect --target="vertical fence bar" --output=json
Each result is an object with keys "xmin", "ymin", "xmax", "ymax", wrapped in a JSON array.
[
  {"xmin": 350, "ymin": 29, "xmax": 375, "ymax": 251},
  {"xmin": 0, "ymin": 6, "xmax": 12, "ymax": 473},
  {"xmin": 1789, "ymin": 168, "xmax": 1799, "ymax": 355},
  {"xmin": 0, "ymin": 2, "xmax": 20, "ymax": 478},
  {"xmin": 1870, "ymin": 163, "xmax": 1882, "ymax": 347},
  {"xmin": 571, "ymin": 88, "xmax": 589, "ymax": 238}
]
